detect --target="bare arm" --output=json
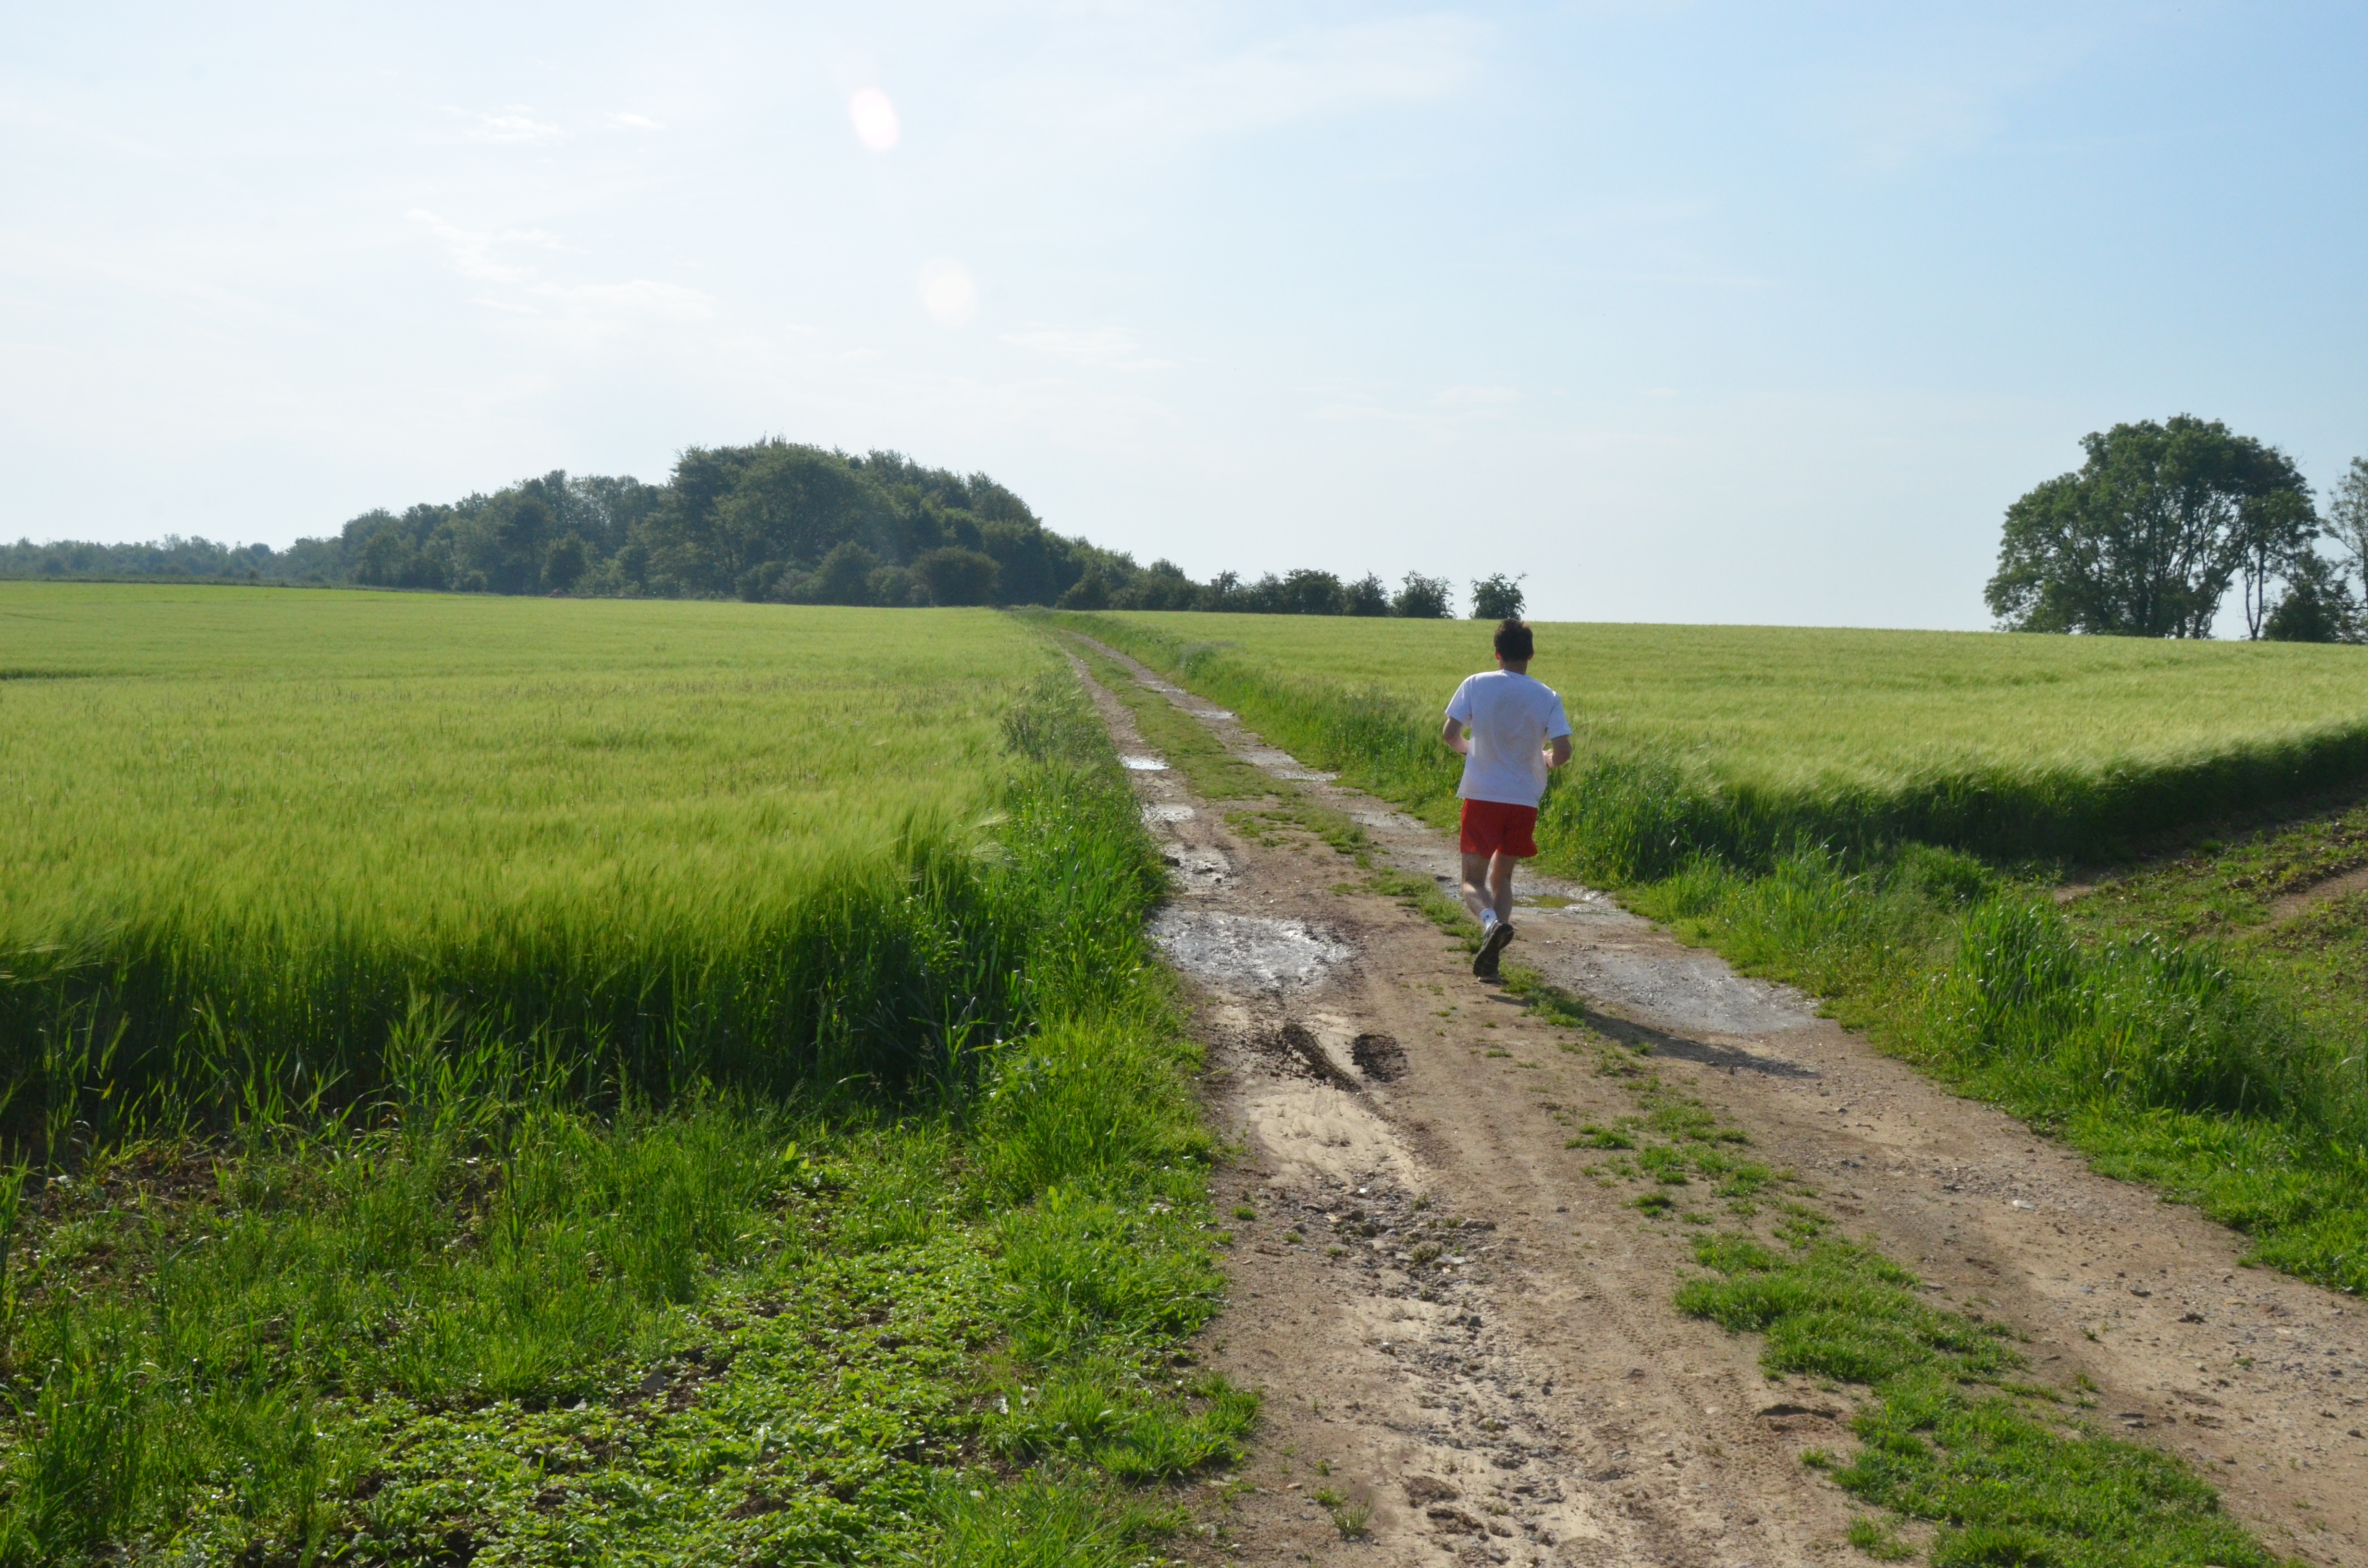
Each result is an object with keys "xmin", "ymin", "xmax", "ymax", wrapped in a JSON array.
[
  {"xmin": 1442, "ymin": 716, "xmax": 1469, "ymax": 755},
  {"xmin": 1547, "ymin": 735, "xmax": 1573, "ymax": 770}
]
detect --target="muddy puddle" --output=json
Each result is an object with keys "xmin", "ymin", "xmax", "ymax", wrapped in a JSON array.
[
  {"xmin": 1239, "ymin": 747, "xmax": 1336, "ymax": 782},
  {"xmin": 1148, "ymin": 909, "xmax": 1353, "ymax": 993}
]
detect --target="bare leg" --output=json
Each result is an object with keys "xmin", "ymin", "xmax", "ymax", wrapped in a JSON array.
[
  {"xmin": 1486, "ymin": 852, "xmax": 1518, "ymax": 923},
  {"xmin": 1465, "ymin": 850, "xmax": 1522, "ymax": 979},
  {"xmin": 1462, "ymin": 852, "xmax": 1522, "ymax": 924},
  {"xmin": 1459, "ymin": 851, "xmax": 1497, "ymax": 924}
]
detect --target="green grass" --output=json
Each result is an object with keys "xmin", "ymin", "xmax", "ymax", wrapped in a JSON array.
[
  {"xmin": 0, "ymin": 586, "xmax": 1251, "ymax": 1564},
  {"xmin": 2061, "ymin": 790, "xmax": 2368, "ymax": 1049},
  {"xmin": 1, "ymin": 585, "xmax": 1086, "ymax": 1127},
  {"xmin": 1692, "ymin": 1221, "xmax": 2277, "ymax": 1568},
  {"xmin": 1058, "ymin": 610, "xmax": 2368, "ymax": 869}
]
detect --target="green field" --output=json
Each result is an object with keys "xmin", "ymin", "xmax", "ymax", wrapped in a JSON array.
[
  {"xmin": 1073, "ymin": 612, "xmax": 2368, "ymax": 865},
  {"xmin": 0, "ymin": 585, "xmax": 1238, "ymax": 1564},
  {"xmin": 2, "ymin": 585, "xmax": 1071, "ymax": 1116}
]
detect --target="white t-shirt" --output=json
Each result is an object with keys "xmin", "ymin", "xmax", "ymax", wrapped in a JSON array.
[{"xmin": 1445, "ymin": 670, "xmax": 1572, "ymax": 808}]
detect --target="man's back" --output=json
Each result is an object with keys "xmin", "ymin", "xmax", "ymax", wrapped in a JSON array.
[{"xmin": 1445, "ymin": 669, "xmax": 1570, "ymax": 807}]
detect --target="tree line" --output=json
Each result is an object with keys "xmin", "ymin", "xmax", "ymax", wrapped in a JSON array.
[
  {"xmin": 2, "ymin": 440, "xmax": 1527, "ymax": 618},
  {"xmin": 1987, "ymin": 416, "xmax": 2368, "ymax": 641}
]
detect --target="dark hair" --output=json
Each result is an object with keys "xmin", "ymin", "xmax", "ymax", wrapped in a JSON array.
[{"xmin": 1492, "ymin": 617, "xmax": 1534, "ymax": 662}]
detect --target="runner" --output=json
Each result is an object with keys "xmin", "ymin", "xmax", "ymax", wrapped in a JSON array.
[{"xmin": 1441, "ymin": 617, "xmax": 1573, "ymax": 979}]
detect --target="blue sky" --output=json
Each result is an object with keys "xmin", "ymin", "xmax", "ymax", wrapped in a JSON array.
[{"xmin": 3, "ymin": 1, "xmax": 2362, "ymax": 625}]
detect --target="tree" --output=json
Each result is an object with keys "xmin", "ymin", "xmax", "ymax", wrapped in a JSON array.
[
  {"xmin": 543, "ymin": 533, "xmax": 591, "ymax": 595},
  {"xmin": 912, "ymin": 546, "xmax": 1000, "ymax": 606},
  {"xmin": 354, "ymin": 525, "xmax": 411, "ymax": 588},
  {"xmin": 6, "ymin": 432, "xmax": 1557, "ymax": 620},
  {"xmin": 1392, "ymin": 573, "xmax": 1452, "ymax": 618},
  {"xmin": 2264, "ymin": 551, "xmax": 2362, "ymax": 643},
  {"xmin": 1344, "ymin": 574, "xmax": 1391, "ymax": 616},
  {"xmin": 1057, "ymin": 565, "xmax": 1113, "ymax": 610},
  {"xmin": 867, "ymin": 564, "xmax": 923, "ymax": 606},
  {"xmin": 2232, "ymin": 488, "xmax": 2320, "ymax": 639},
  {"xmin": 1985, "ymin": 416, "xmax": 2310, "ymax": 637},
  {"xmin": 1469, "ymin": 573, "xmax": 1525, "ymax": 620},
  {"xmin": 1276, "ymin": 569, "xmax": 1345, "ymax": 615},
  {"xmin": 1111, "ymin": 559, "xmax": 1198, "ymax": 611},
  {"xmin": 710, "ymin": 444, "xmax": 887, "ymax": 589},
  {"xmin": 808, "ymin": 541, "xmax": 881, "ymax": 604},
  {"xmin": 1393, "ymin": 573, "xmax": 1452, "ymax": 618},
  {"xmin": 2329, "ymin": 456, "xmax": 2368, "ymax": 610},
  {"xmin": 1232, "ymin": 573, "xmax": 1284, "ymax": 613}
]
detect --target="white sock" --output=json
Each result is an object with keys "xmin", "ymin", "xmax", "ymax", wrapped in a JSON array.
[{"xmin": 1480, "ymin": 909, "xmax": 1499, "ymax": 935}]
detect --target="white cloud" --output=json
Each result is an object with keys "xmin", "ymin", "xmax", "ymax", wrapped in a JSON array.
[
  {"xmin": 1795, "ymin": 12, "xmax": 2125, "ymax": 171},
  {"xmin": 608, "ymin": 112, "xmax": 664, "ymax": 131},
  {"xmin": 1311, "ymin": 380, "xmax": 1527, "ymax": 433},
  {"xmin": 1002, "ymin": 327, "xmax": 1175, "ymax": 370},
  {"xmin": 1187, "ymin": 14, "xmax": 1482, "ymax": 128},
  {"xmin": 409, "ymin": 211, "xmax": 714, "ymax": 350},
  {"xmin": 0, "ymin": 92, "xmax": 159, "ymax": 158},
  {"xmin": 570, "ymin": 278, "xmax": 709, "ymax": 315},
  {"xmin": 987, "ymin": 13, "xmax": 1483, "ymax": 146},
  {"xmin": 452, "ymin": 105, "xmax": 562, "ymax": 143},
  {"xmin": 1434, "ymin": 385, "xmax": 1519, "ymax": 408},
  {"xmin": 409, "ymin": 209, "xmax": 539, "ymax": 284}
]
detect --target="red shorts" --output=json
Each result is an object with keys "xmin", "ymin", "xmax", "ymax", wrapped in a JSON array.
[{"xmin": 1459, "ymin": 798, "xmax": 1539, "ymax": 858}]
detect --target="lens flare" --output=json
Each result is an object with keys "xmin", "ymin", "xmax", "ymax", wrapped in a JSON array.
[
  {"xmin": 849, "ymin": 88, "xmax": 899, "ymax": 151},
  {"xmin": 918, "ymin": 259, "xmax": 977, "ymax": 326}
]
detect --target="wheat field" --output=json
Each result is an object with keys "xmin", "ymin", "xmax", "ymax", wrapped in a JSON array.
[
  {"xmin": 0, "ymin": 585, "xmax": 1073, "ymax": 1116},
  {"xmin": 1067, "ymin": 612, "xmax": 2368, "ymax": 863}
]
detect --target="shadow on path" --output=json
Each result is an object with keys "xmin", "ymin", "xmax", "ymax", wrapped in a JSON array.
[{"xmin": 1511, "ymin": 972, "xmax": 1821, "ymax": 1081}]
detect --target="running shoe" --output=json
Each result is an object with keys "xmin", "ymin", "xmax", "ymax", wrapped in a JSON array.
[{"xmin": 1472, "ymin": 920, "xmax": 1516, "ymax": 979}]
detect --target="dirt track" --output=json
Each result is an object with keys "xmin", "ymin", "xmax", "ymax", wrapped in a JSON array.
[{"xmin": 1067, "ymin": 638, "xmax": 2368, "ymax": 1568}]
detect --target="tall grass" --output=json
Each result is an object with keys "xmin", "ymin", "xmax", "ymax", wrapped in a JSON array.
[
  {"xmin": 0, "ymin": 589, "xmax": 1104, "ymax": 1135},
  {"xmin": 1640, "ymin": 847, "xmax": 2368, "ymax": 1289},
  {"xmin": 1059, "ymin": 610, "xmax": 2368, "ymax": 870}
]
